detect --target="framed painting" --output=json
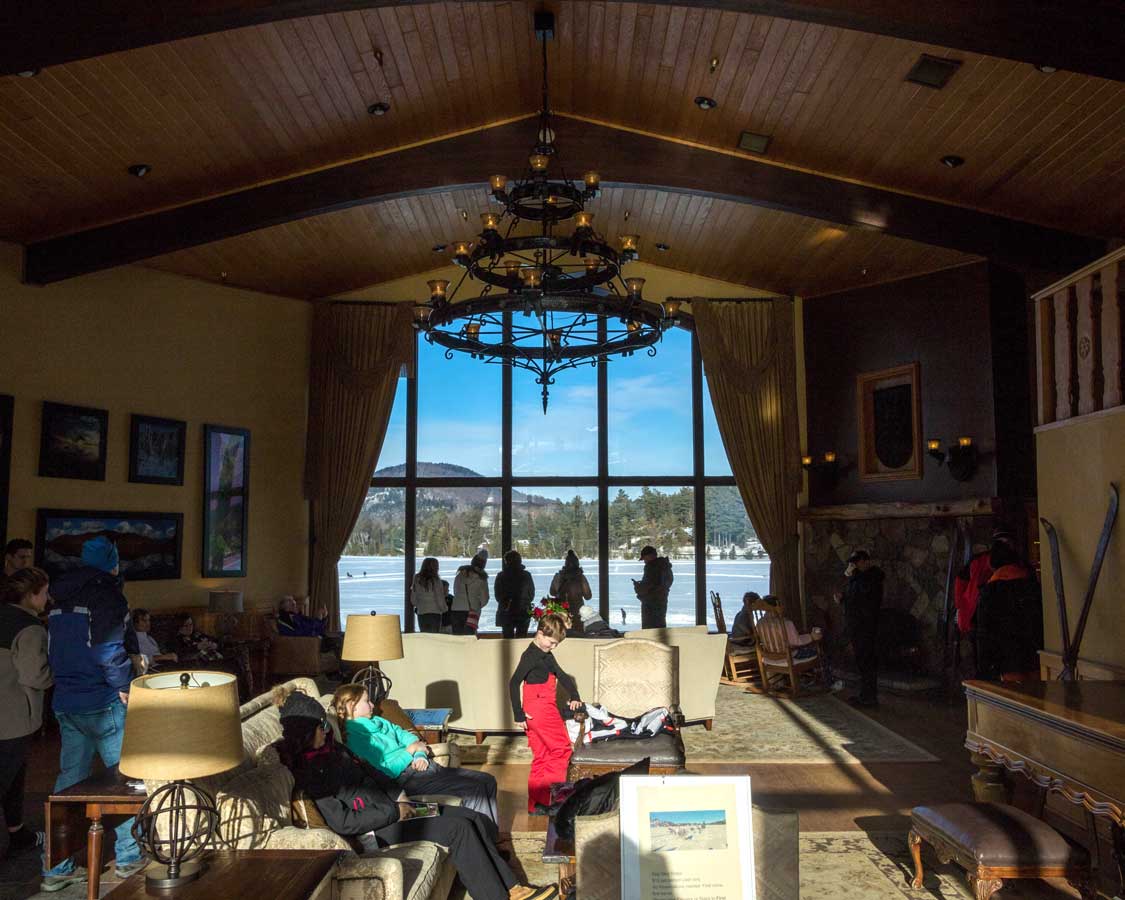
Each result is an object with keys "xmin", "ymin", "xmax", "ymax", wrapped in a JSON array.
[
  {"xmin": 202, "ymin": 424, "xmax": 250, "ymax": 578},
  {"xmin": 856, "ymin": 362, "xmax": 923, "ymax": 482},
  {"xmin": 129, "ymin": 414, "xmax": 187, "ymax": 485},
  {"xmin": 39, "ymin": 401, "xmax": 108, "ymax": 481},
  {"xmin": 35, "ymin": 508, "xmax": 184, "ymax": 581},
  {"xmin": 0, "ymin": 395, "xmax": 12, "ymax": 546}
]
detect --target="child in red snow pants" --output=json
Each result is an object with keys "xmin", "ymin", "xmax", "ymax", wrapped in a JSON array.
[{"xmin": 523, "ymin": 674, "xmax": 572, "ymax": 811}]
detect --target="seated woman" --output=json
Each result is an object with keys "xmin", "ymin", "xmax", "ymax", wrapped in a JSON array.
[
  {"xmin": 274, "ymin": 689, "xmax": 555, "ymax": 900},
  {"xmin": 131, "ymin": 608, "xmax": 178, "ymax": 671},
  {"xmin": 733, "ymin": 593, "xmax": 820, "ymax": 659},
  {"xmin": 332, "ymin": 684, "xmax": 499, "ymax": 833},
  {"xmin": 173, "ymin": 614, "xmax": 223, "ymax": 662}
]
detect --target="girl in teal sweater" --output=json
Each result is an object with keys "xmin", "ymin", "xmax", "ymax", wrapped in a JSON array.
[{"xmin": 332, "ymin": 684, "xmax": 499, "ymax": 833}]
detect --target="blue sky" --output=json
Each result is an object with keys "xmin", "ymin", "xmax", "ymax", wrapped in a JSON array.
[
  {"xmin": 651, "ymin": 810, "xmax": 726, "ymax": 825},
  {"xmin": 376, "ymin": 328, "xmax": 733, "ymax": 501}
]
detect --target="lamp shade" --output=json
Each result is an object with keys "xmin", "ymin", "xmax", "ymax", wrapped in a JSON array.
[
  {"xmin": 208, "ymin": 590, "xmax": 243, "ymax": 614},
  {"xmin": 119, "ymin": 671, "xmax": 244, "ymax": 781},
  {"xmin": 342, "ymin": 614, "xmax": 404, "ymax": 663}
]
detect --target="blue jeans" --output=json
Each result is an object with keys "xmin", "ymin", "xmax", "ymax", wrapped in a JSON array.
[{"xmin": 43, "ymin": 700, "xmax": 140, "ymax": 876}]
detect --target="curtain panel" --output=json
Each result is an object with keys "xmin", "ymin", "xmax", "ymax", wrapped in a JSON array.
[
  {"xmin": 305, "ymin": 302, "xmax": 414, "ymax": 628},
  {"xmin": 693, "ymin": 298, "xmax": 802, "ymax": 612}
]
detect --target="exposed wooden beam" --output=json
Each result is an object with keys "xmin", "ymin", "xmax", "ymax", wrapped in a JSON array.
[
  {"xmin": 3, "ymin": 1, "xmax": 1124, "ymax": 83},
  {"xmin": 23, "ymin": 118, "xmax": 1105, "ymax": 285}
]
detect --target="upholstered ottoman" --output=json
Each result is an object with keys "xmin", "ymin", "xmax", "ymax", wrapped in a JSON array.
[
  {"xmin": 908, "ymin": 802, "xmax": 1094, "ymax": 900},
  {"xmin": 568, "ymin": 732, "xmax": 685, "ymax": 780}
]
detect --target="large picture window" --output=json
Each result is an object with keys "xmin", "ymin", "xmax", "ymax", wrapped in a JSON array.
[{"xmin": 341, "ymin": 321, "xmax": 768, "ymax": 631}]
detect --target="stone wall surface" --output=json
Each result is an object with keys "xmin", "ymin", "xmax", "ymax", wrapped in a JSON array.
[{"xmin": 803, "ymin": 515, "xmax": 995, "ymax": 675}]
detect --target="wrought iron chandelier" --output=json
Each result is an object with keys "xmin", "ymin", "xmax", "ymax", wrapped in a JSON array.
[{"xmin": 413, "ymin": 11, "xmax": 682, "ymax": 412}]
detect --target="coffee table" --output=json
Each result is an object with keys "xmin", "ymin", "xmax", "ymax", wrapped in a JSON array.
[
  {"xmin": 104, "ymin": 849, "xmax": 340, "ymax": 898},
  {"xmin": 44, "ymin": 770, "xmax": 146, "ymax": 900}
]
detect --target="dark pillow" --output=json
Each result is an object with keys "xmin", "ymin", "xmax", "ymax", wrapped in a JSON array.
[{"xmin": 554, "ymin": 757, "xmax": 650, "ymax": 840}]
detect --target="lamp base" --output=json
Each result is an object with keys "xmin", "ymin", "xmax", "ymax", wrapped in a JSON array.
[
  {"xmin": 144, "ymin": 859, "xmax": 205, "ymax": 889},
  {"xmin": 351, "ymin": 665, "xmax": 392, "ymax": 706}
]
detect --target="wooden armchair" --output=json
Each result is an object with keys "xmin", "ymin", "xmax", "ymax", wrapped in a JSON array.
[
  {"xmin": 710, "ymin": 591, "xmax": 760, "ymax": 687},
  {"xmin": 751, "ymin": 598, "xmax": 825, "ymax": 698}
]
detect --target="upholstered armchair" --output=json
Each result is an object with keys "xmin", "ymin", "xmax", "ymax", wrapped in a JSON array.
[
  {"xmin": 567, "ymin": 638, "xmax": 686, "ymax": 779},
  {"xmin": 265, "ymin": 613, "xmax": 339, "ymax": 682}
]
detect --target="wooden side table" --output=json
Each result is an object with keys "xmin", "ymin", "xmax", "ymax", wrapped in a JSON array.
[
  {"xmin": 105, "ymin": 850, "xmax": 341, "ymax": 899},
  {"xmin": 405, "ymin": 707, "xmax": 453, "ymax": 744}
]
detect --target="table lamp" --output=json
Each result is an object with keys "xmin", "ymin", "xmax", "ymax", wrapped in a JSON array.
[
  {"xmin": 342, "ymin": 614, "xmax": 404, "ymax": 705},
  {"xmin": 119, "ymin": 671, "xmax": 244, "ymax": 888}
]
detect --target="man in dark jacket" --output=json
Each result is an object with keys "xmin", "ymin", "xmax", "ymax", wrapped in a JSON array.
[
  {"xmin": 277, "ymin": 595, "xmax": 329, "ymax": 637},
  {"xmin": 633, "ymin": 545, "xmax": 674, "ymax": 629},
  {"xmin": 837, "ymin": 550, "xmax": 884, "ymax": 708},
  {"xmin": 975, "ymin": 538, "xmax": 1043, "ymax": 681},
  {"xmin": 41, "ymin": 536, "xmax": 145, "ymax": 891},
  {"xmin": 494, "ymin": 550, "xmax": 535, "ymax": 638}
]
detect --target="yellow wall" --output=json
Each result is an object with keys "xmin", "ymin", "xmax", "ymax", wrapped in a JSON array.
[
  {"xmin": 1036, "ymin": 406, "xmax": 1125, "ymax": 668},
  {"xmin": 1, "ymin": 242, "xmax": 311, "ymax": 610}
]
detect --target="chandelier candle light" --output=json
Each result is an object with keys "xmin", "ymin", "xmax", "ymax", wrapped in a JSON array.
[{"xmin": 413, "ymin": 11, "xmax": 682, "ymax": 412}]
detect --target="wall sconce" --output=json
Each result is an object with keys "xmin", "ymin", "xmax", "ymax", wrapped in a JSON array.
[
  {"xmin": 801, "ymin": 451, "xmax": 841, "ymax": 486},
  {"xmin": 926, "ymin": 436, "xmax": 979, "ymax": 481}
]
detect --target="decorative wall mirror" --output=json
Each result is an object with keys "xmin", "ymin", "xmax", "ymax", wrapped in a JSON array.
[{"xmin": 856, "ymin": 362, "xmax": 922, "ymax": 482}]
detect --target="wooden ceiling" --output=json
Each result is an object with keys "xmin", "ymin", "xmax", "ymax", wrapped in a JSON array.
[{"xmin": 2, "ymin": 2, "xmax": 1122, "ymax": 298}]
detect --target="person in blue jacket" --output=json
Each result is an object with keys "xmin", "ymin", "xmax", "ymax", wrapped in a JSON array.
[{"xmin": 40, "ymin": 537, "xmax": 146, "ymax": 892}]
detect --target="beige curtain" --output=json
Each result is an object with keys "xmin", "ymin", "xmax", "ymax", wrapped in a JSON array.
[
  {"xmin": 305, "ymin": 302, "xmax": 414, "ymax": 628},
  {"xmin": 693, "ymin": 298, "xmax": 802, "ymax": 611}
]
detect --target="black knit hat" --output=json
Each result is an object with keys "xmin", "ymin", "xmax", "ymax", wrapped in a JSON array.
[{"xmin": 279, "ymin": 691, "xmax": 325, "ymax": 724}]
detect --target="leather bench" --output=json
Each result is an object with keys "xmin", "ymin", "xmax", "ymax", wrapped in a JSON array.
[
  {"xmin": 568, "ymin": 732, "xmax": 685, "ymax": 779},
  {"xmin": 908, "ymin": 802, "xmax": 1094, "ymax": 900}
]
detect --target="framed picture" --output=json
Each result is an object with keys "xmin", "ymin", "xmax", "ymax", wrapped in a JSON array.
[
  {"xmin": 202, "ymin": 424, "xmax": 250, "ymax": 578},
  {"xmin": 856, "ymin": 362, "xmax": 923, "ymax": 482},
  {"xmin": 129, "ymin": 414, "xmax": 187, "ymax": 485},
  {"xmin": 0, "ymin": 395, "xmax": 12, "ymax": 546},
  {"xmin": 35, "ymin": 509, "xmax": 184, "ymax": 581},
  {"xmin": 620, "ymin": 775, "xmax": 755, "ymax": 900},
  {"xmin": 39, "ymin": 401, "xmax": 109, "ymax": 481}
]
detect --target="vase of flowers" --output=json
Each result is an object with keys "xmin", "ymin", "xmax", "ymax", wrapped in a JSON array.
[{"xmin": 532, "ymin": 596, "xmax": 571, "ymax": 626}]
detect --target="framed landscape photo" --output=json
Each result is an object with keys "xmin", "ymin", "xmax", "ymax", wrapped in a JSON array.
[
  {"xmin": 620, "ymin": 774, "xmax": 755, "ymax": 900},
  {"xmin": 856, "ymin": 362, "xmax": 923, "ymax": 482},
  {"xmin": 0, "ymin": 395, "xmax": 12, "ymax": 546},
  {"xmin": 129, "ymin": 414, "xmax": 187, "ymax": 485},
  {"xmin": 39, "ymin": 401, "xmax": 109, "ymax": 481},
  {"xmin": 35, "ymin": 508, "xmax": 184, "ymax": 581},
  {"xmin": 202, "ymin": 424, "xmax": 250, "ymax": 578}
]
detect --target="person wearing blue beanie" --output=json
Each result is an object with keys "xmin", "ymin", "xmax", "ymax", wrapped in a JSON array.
[{"xmin": 41, "ymin": 537, "xmax": 145, "ymax": 890}]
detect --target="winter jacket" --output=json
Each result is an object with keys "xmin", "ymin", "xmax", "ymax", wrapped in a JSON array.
[
  {"xmin": 0, "ymin": 604, "xmax": 53, "ymax": 739},
  {"xmin": 291, "ymin": 740, "xmax": 402, "ymax": 838},
  {"xmin": 494, "ymin": 565, "xmax": 535, "ymax": 626},
  {"xmin": 410, "ymin": 575, "xmax": 448, "ymax": 617},
  {"xmin": 976, "ymin": 565, "xmax": 1043, "ymax": 680},
  {"xmin": 954, "ymin": 552, "xmax": 992, "ymax": 634},
  {"xmin": 550, "ymin": 569, "xmax": 592, "ymax": 606},
  {"xmin": 634, "ymin": 557, "xmax": 673, "ymax": 605},
  {"xmin": 278, "ymin": 610, "xmax": 327, "ymax": 638},
  {"xmin": 842, "ymin": 566, "xmax": 885, "ymax": 636},
  {"xmin": 452, "ymin": 565, "xmax": 489, "ymax": 612},
  {"xmin": 47, "ymin": 566, "xmax": 133, "ymax": 714},
  {"xmin": 346, "ymin": 715, "xmax": 427, "ymax": 779}
]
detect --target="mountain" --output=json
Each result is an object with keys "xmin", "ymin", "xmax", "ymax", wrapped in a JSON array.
[{"xmin": 368, "ymin": 462, "xmax": 552, "ymax": 511}]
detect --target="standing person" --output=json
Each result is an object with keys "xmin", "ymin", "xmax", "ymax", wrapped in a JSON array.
[
  {"xmin": 3, "ymin": 540, "xmax": 33, "ymax": 577},
  {"xmin": 835, "ymin": 550, "xmax": 884, "ymax": 709},
  {"xmin": 332, "ymin": 684, "xmax": 499, "ymax": 831},
  {"xmin": 975, "ymin": 538, "xmax": 1043, "ymax": 683},
  {"xmin": 411, "ymin": 558, "xmax": 448, "ymax": 634},
  {"xmin": 632, "ymin": 545, "xmax": 673, "ymax": 629},
  {"xmin": 452, "ymin": 554, "xmax": 489, "ymax": 636},
  {"xmin": 494, "ymin": 550, "xmax": 536, "ymax": 639},
  {"xmin": 0, "ymin": 567, "xmax": 52, "ymax": 856},
  {"xmin": 549, "ymin": 551, "xmax": 592, "ymax": 620},
  {"xmin": 41, "ymin": 537, "xmax": 146, "ymax": 891},
  {"xmin": 509, "ymin": 613, "xmax": 582, "ymax": 814}
]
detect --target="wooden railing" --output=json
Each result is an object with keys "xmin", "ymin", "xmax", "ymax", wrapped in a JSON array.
[{"xmin": 1032, "ymin": 247, "xmax": 1124, "ymax": 426}]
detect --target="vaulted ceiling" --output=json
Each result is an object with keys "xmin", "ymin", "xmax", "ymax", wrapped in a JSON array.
[{"xmin": 2, "ymin": 1, "xmax": 1122, "ymax": 298}]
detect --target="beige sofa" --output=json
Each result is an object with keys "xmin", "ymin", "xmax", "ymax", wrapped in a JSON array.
[
  {"xmin": 152, "ymin": 677, "xmax": 457, "ymax": 900},
  {"xmin": 378, "ymin": 628, "xmax": 726, "ymax": 736}
]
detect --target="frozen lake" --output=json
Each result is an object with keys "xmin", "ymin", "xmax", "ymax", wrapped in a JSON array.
[{"xmin": 339, "ymin": 555, "xmax": 770, "ymax": 631}]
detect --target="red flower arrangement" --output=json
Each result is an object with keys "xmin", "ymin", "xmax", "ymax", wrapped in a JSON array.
[{"xmin": 532, "ymin": 596, "xmax": 571, "ymax": 622}]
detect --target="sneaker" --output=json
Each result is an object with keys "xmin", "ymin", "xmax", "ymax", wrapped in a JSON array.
[
  {"xmin": 7, "ymin": 826, "xmax": 45, "ymax": 852},
  {"xmin": 114, "ymin": 856, "xmax": 150, "ymax": 879},
  {"xmin": 40, "ymin": 868, "xmax": 87, "ymax": 893},
  {"xmin": 829, "ymin": 679, "xmax": 846, "ymax": 693}
]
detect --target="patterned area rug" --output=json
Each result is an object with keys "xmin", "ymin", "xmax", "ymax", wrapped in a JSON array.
[
  {"xmin": 451, "ymin": 687, "xmax": 937, "ymax": 764},
  {"xmin": 505, "ymin": 831, "xmax": 1078, "ymax": 899}
]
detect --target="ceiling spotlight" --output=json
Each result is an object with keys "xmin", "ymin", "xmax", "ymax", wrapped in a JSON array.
[
  {"xmin": 127, "ymin": 163, "xmax": 152, "ymax": 178},
  {"xmin": 940, "ymin": 154, "xmax": 965, "ymax": 169},
  {"xmin": 709, "ymin": 57, "xmax": 719, "ymax": 73},
  {"xmin": 623, "ymin": 210, "xmax": 631, "ymax": 222},
  {"xmin": 17, "ymin": 68, "xmax": 41, "ymax": 78},
  {"xmin": 367, "ymin": 101, "xmax": 390, "ymax": 116},
  {"xmin": 431, "ymin": 243, "xmax": 447, "ymax": 253},
  {"xmin": 655, "ymin": 242, "xmax": 670, "ymax": 252},
  {"xmin": 1035, "ymin": 64, "xmax": 1057, "ymax": 74},
  {"xmin": 694, "ymin": 96, "xmax": 718, "ymax": 111}
]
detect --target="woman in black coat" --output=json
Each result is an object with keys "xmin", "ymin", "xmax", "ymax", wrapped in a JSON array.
[
  {"xmin": 975, "ymin": 539, "xmax": 1043, "ymax": 681},
  {"xmin": 494, "ymin": 550, "xmax": 536, "ymax": 639},
  {"xmin": 273, "ymin": 690, "xmax": 556, "ymax": 900}
]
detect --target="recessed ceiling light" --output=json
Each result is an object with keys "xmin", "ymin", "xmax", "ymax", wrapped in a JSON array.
[
  {"xmin": 694, "ymin": 96, "xmax": 718, "ymax": 111},
  {"xmin": 17, "ymin": 69, "xmax": 41, "ymax": 78},
  {"xmin": 905, "ymin": 54, "xmax": 962, "ymax": 89},
  {"xmin": 623, "ymin": 210, "xmax": 631, "ymax": 221},
  {"xmin": 940, "ymin": 154, "xmax": 965, "ymax": 169},
  {"xmin": 432, "ymin": 243, "xmax": 447, "ymax": 253},
  {"xmin": 1035, "ymin": 64, "xmax": 1057, "ymax": 74},
  {"xmin": 367, "ymin": 101, "xmax": 390, "ymax": 116},
  {"xmin": 738, "ymin": 131, "xmax": 771, "ymax": 154},
  {"xmin": 709, "ymin": 57, "xmax": 719, "ymax": 74},
  {"xmin": 655, "ymin": 242, "xmax": 670, "ymax": 252},
  {"xmin": 127, "ymin": 163, "xmax": 152, "ymax": 178}
]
